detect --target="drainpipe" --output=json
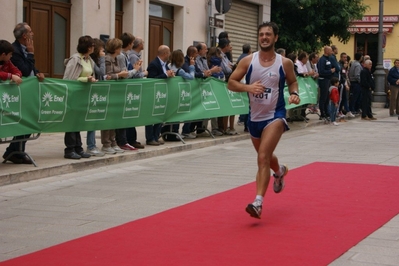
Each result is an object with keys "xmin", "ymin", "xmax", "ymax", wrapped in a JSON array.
[{"xmin": 207, "ymin": 0, "xmax": 212, "ymax": 47}]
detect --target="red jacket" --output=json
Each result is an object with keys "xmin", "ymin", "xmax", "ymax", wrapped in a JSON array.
[
  {"xmin": 0, "ymin": 60, "xmax": 22, "ymax": 81},
  {"xmin": 329, "ymin": 86, "xmax": 339, "ymax": 104}
]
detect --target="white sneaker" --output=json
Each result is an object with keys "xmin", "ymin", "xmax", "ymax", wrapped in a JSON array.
[
  {"xmin": 332, "ymin": 121, "xmax": 339, "ymax": 126},
  {"xmin": 87, "ymin": 147, "xmax": 105, "ymax": 157},
  {"xmin": 182, "ymin": 132, "xmax": 196, "ymax": 139},
  {"xmin": 101, "ymin": 146, "xmax": 116, "ymax": 154},
  {"xmin": 226, "ymin": 129, "xmax": 239, "ymax": 135},
  {"xmin": 112, "ymin": 146, "xmax": 125, "ymax": 153},
  {"xmin": 347, "ymin": 112, "xmax": 355, "ymax": 118},
  {"xmin": 211, "ymin": 129, "xmax": 224, "ymax": 136},
  {"xmin": 196, "ymin": 131, "xmax": 210, "ymax": 137}
]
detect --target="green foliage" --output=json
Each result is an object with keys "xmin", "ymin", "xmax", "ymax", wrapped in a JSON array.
[{"xmin": 271, "ymin": 0, "xmax": 368, "ymax": 54}]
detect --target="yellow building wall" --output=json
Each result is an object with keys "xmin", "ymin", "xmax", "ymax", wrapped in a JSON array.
[{"xmin": 331, "ymin": 0, "xmax": 399, "ymax": 68}]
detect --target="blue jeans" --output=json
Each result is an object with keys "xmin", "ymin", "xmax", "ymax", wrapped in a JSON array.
[
  {"xmin": 338, "ymin": 84, "xmax": 349, "ymax": 113},
  {"xmin": 329, "ymin": 101, "xmax": 338, "ymax": 122},
  {"xmin": 86, "ymin": 131, "xmax": 96, "ymax": 149},
  {"xmin": 171, "ymin": 123, "xmax": 191, "ymax": 134},
  {"xmin": 145, "ymin": 124, "xmax": 162, "ymax": 142}
]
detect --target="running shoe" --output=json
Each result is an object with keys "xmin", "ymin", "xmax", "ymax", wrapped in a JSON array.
[
  {"xmin": 245, "ymin": 200, "xmax": 262, "ymax": 219},
  {"xmin": 273, "ymin": 165, "xmax": 288, "ymax": 193}
]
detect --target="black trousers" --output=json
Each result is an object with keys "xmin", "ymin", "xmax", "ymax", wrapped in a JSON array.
[
  {"xmin": 361, "ymin": 89, "xmax": 373, "ymax": 118},
  {"xmin": 64, "ymin": 132, "xmax": 83, "ymax": 154}
]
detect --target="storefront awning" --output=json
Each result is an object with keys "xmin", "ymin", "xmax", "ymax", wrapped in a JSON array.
[{"xmin": 348, "ymin": 15, "xmax": 398, "ymax": 34}]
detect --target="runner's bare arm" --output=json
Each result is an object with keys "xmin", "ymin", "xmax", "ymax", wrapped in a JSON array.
[
  {"xmin": 227, "ymin": 55, "xmax": 264, "ymax": 95},
  {"xmin": 282, "ymin": 57, "xmax": 300, "ymax": 105}
]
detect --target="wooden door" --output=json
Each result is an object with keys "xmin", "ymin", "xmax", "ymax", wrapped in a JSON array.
[
  {"xmin": 148, "ymin": 18, "xmax": 173, "ymax": 62},
  {"xmin": 23, "ymin": 0, "xmax": 70, "ymax": 78}
]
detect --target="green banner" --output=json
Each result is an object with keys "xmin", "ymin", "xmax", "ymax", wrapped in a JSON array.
[
  {"xmin": 0, "ymin": 77, "xmax": 249, "ymax": 138},
  {"xmin": 0, "ymin": 76, "xmax": 317, "ymax": 138},
  {"xmin": 284, "ymin": 77, "xmax": 318, "ymax": 110}
]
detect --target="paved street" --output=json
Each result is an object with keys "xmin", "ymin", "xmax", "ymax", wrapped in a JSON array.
[{"xmin": 1, "ymin": 107, "xmax": 399, "ymax": 264}]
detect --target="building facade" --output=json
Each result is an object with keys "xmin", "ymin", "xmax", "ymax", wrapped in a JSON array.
[
  {"xmin": 0, "ymin": 0, "xmax": 271, "ymax": 78},
  {"xmin": 331, "ymin": 0, "xmax": 399, "ymax": 69}
]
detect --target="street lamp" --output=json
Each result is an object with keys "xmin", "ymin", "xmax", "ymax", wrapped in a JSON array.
[{"xmin": 373, "ymin": 0, "xmax": 386, "ymax": 103}]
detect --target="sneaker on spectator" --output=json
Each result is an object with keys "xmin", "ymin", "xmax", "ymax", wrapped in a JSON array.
[
  {"xmin": 182, "ymin": 132, "xmax": 196, "ymax": 139},
  {"xmin": 119, "ymin": 143, "xmax": 138, "ymax": 151},
  {"xmin": 112, "ymin": 146, "xmax": 125, "ymax": 153},
  {"xmin": 347, "ymin": 111, "xmax": 355, "ymax": 118},
  {"xmin": 226, "ymin": 128, "xmax": 239, "ymax": 135},
  {"xmin": 332, "ymin": 121, "xmax": 339, "ymax": 126},
  {"xmin": 211, "ymin": 129, "xmax": 224, "ymax": 136},
  {"xmin": 273, "ymin": 165, "xmax": 288, "ymax": 193},
  {"xmin": 87, "ymin": 147, "xmax": 105, "ymax": 157},
  {"xmin": 245, "ymin": 199, "xmax": 262, "ymax": 219},
  {"xmin": 101, "ymin": 146, "xmax": 116, "ymax": 154},
  {"xmin": 132, "ymin": 142, "xmax": 145, "ymax": 149},
  {"xmin": 196, "ymin": 131, "xmax": 210, "ymax": 137}
]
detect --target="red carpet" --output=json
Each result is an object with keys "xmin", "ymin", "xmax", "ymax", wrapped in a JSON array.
[{"xmin": 2, "ymin": 162, "xmax": 399, "ymax": 265}]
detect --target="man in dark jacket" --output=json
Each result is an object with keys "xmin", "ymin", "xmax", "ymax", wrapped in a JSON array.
[
  {"xmin": 145, "ymin": 45, "xmax": 174, "ymax": 145},
  {"xmin": 3, "ymin": 23, "xmax": 44, "ymax": 164},
  {"xmin": 387, "ymin": 59, "xmax": 399, "ymax": 116},
  {"xmin": 317, "ymin": 46, "xmax": 336, "ymax": 119},
  {"xmin": 360, "ymin": 59, "xmax": 376, "ymax": 120}
]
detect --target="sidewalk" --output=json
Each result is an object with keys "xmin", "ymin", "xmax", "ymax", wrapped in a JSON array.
[{"xmin": 0, "ymin": 104, "xmax": 391, "ymax": 186}]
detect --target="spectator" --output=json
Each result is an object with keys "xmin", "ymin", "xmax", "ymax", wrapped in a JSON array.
[
  {"xmin": 317, "ymin": 46, "xmax": 336, "ymax": 120},
  {"xmin": 114, "ymin": 32, "xmax": 141, "ymax": 151},
  {"xmin": 237, "ymin": 43, "xmax": 252, "ymax": 132},
  {"xmin": 2, "ymin": 23, "xmax": 45, "ymax": 164},
  {"xmin": 0, "ymin": 40, "xmax": 22, "ymax": 84},
  {"xmin": 85, "ymin": 38, "xmax": 106, "ymax": 157},
  {"xmin": 194, "ymin": 42, "xmax": 220, "ymax": 137},
  {"xmin": 101, "ymin": 38, "xmax": 127, "ymax": 154},
  {"xmin": 218, "ymin": 31, "xmax": 232, "ymax": 62},
  {"xmin": 338, "ymin": 58, "xmax": 354, "ymax": 118},
  {"xmin": 62, "ymin": 35, "xmax": 97, "ymax": 159},
  {"xmin": 348, "ymin": 52, "xmax": 363, "ymax": 115},
  {"xmin": 276, "ymin": 48, "xmax": 286, "ymax": 57},
  {"xmin": 146, "ymin": 45, "xmax": 175, "ymax": 145},
  {"xmin": 360, "ymin": 59, "xmax": 376, "ymax": 120},
  {"xmin": 207, "ymin": 46, "xmax": 224, "ymax": 80},
  {"xmin": 329, "ymin": 77, "xmax": 340, "ymax": 126},
  {"xmin": 126, "ymin": 36, "xmax": 147, "ymax": 149},
  {"xmin": 387, "ymin": 59, "xmax": 399, "ymax": 117},
  {"xmin": 218, "ymin": 38, "xmax": 237, "ymax": 135},
  {"xmin": 166, "ymin": 49, "xmax": 196, "ymax": 139},
  {"xmin": 330, "ymin": 45, "xmax": 341, "ymax": 79}
]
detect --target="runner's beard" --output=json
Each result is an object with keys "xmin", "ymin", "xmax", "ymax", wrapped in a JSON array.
[{"xmin": 259, "ymin": 44, "xmax": 274, "ymax": 52}]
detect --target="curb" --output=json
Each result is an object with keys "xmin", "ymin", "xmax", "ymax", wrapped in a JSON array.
[{"xmin": 0, "ymin": 134, "xmax": 250, "ymax": 186}]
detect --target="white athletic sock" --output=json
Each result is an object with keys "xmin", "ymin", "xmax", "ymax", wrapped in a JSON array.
[
  {"xmin": 255, "ymin": 195, "xmax": 263, "ymax": 204},
  {"xmin": 275, "ymin": 165, "xmax": 284, "ymax": 177}
]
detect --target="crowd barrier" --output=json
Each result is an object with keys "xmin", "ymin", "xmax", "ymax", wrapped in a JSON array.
[{"xmin": 0, "ymin": 76, "xmax": 318, "ymax": 139}]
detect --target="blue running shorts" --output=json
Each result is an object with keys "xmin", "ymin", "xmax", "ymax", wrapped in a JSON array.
[{"xmin": 248, "ymin": 117, "xmax": 289, "ymax": 139}]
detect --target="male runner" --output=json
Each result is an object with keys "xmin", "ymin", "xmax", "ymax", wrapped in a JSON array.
[{"xmin": 227, "ymin": 22, "xmax": 300, "ymax": 219}]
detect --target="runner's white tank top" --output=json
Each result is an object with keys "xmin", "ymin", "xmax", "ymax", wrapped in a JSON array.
[{"xmin": 245, "ymin": 52, "xmax": 287, "ymax": 121}]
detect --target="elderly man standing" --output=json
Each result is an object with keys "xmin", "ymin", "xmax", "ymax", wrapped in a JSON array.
[
  {"xmin": 145, "ymin": 45, "xmax": 174, "ymax": 145},
  {"xmin": 387, "ymin": 59, "xmax": 399, "ymax": 117},
  {"xmin": 360, "ymin": 59, "xmax": 376, "ymax": 121},
  {"xmin": 2, "ymin": 23, "xmax": 45, "ymax": 164}
]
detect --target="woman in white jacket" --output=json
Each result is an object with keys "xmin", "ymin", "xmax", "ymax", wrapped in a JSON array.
[{"xmin": 62, "ymin": 35, "xmax": 97, "ymax": 160}]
